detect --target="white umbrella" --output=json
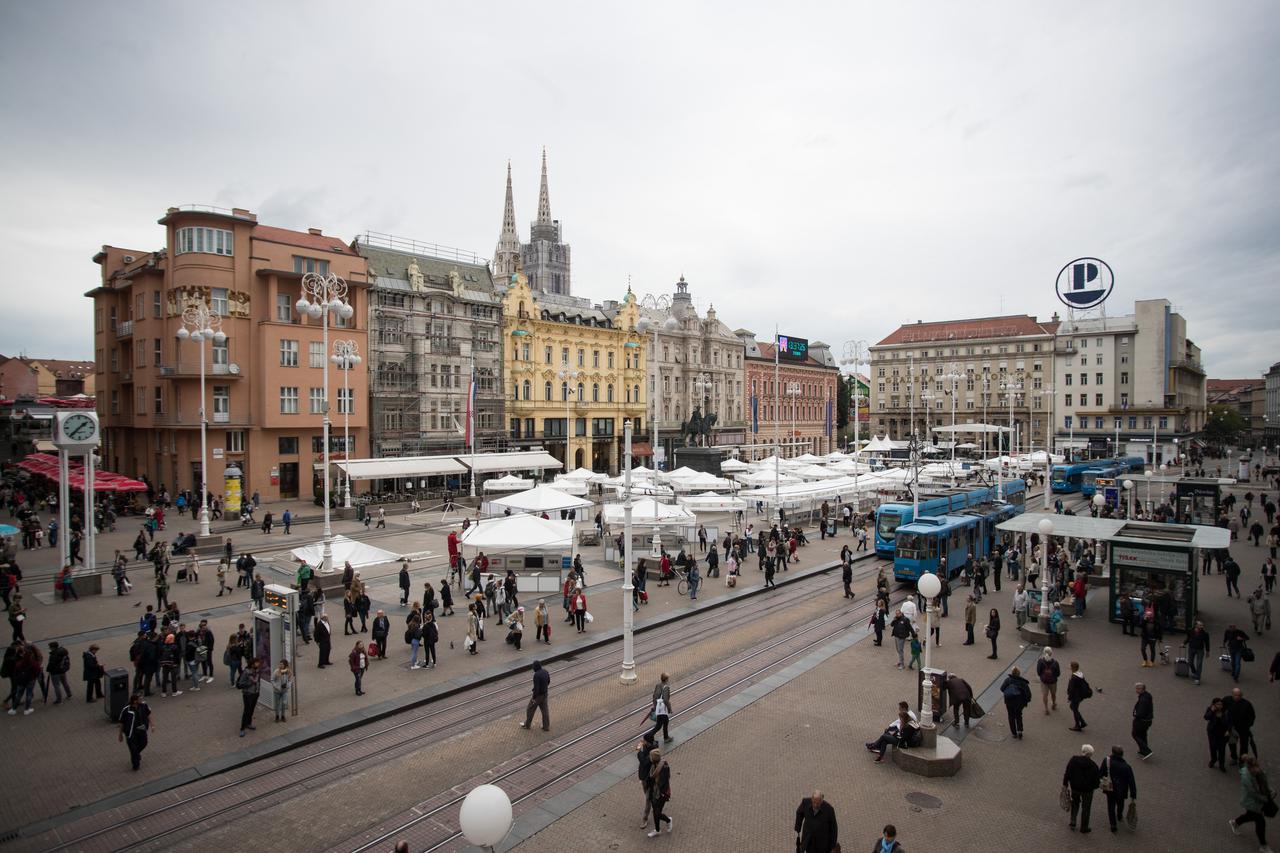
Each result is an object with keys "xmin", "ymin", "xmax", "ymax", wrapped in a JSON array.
[
  {"xmin": 491, "ymin": 484, "xmax": 593, "ymax": 513},
  {"xmin": 483, "ymin": 474, "xmax": 534, "ymax": 492}
]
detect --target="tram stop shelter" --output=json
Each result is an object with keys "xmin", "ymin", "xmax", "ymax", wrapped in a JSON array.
[
  {"xmin": 1121, "ymin": 474, "xmax": 1235, "ymax": 525},
  {"xmin": 997, "ymin": 515, "xmax": 1229, "ymax": 633}
]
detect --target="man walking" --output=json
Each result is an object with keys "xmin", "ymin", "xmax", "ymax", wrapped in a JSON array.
[
  {"xmin": 1062, "ymin": 744, "xmax": 1101, "ymax": 832},
  {"xmin": 315, "ymin": 614, "xmax": 332, "ymax": 667},
  {"xmin": 237, "ymin": 658, "xmax": 261, "ymax": 737},
  {"xmin": 519, "ymin": 659, "xmax": 550, "ymax": 731},
  {"xmin": 794, "ymin": 790, "xmax": 838, "ymax": 853},
  {"xmin": 118, "ymin": 693, "xmax": 153, "ymax": 771},
  {"xmin": 1100, "ymin": 746, "xmax": 1137, "ymax": 834},
  {"xmin": 1224, "ymin": 686, "xmax": 1257, "ymax": 763},
  {"xmin": 1066, "ymin": 661, "xmax": 1092, "ymax": 731},
  {"xmin": 890, "ymin": 609, "xmax": 913, "ymax": 670},
  {"xmin": 1187, "ymin": 620, "xmax": 1211, "ymax": 685},
  {"xmin": 963, "ymin": 594, "xmax": 977, "ymax": 645},
  {"xmin": 1131, "ymin": 682, "xmax": 1153, "ymax": 759}
]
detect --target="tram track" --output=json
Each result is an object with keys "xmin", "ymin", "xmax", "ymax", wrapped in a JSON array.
[{"xmin": 26, "ymin": 555, "xmax": 891, "ymax": 853}]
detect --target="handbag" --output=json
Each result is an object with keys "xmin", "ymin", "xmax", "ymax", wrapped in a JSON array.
[
  {"xmin": 1125, "ymin": 800, "xmax": 1138, "ymax": 829},
  {"xmin": 1263, "ymin": 797, "xmax": 1278, "ymax": 819},
  {"xmin": 1099, "ymin": 759, "xmax": 1114, "ymax": 793},
  {"xmin": 1242, "ymin": 647, "xmax": 1256, "ymax": 663},
  {"xmin": 1059, "ymin": 785, "xmax": 1071, "ymax": 811}
]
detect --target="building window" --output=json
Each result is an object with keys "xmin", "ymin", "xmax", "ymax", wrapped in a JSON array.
[
  {"xmin": 175, "ymin": 226, "xmax": 233, "ymax": 256},
  {"xmin": 212, "ymin": 337, "xmax": 228, "ymax": 367},
  {"xmin": 153, "ymin": 387, "xmax": 164, "ymax": 414},
  {"xmin": 338, "ymin": 388, "xmax": 353, "ymax": 414},
  {"xmin": 607, "ymin": 384, "xmax": 614, "ymax": 403},
  {"xmin": 292, "ymin": 256, "xmax": 330, "ymax": 276},
  {"xmin": 1143, "ymin": 416, "xmax": 1153, "ymax": 429},
  {"xmin": 1128, "ymin": 416, "xmax": 1137, "ymax": 429},
  {"xmin": 592, "ymin": 383, "xmax": 600, "ymax": 403},
  {"xmin": 280, "ymin": 387, "xmax": 299, "ymax": 414},
  {"xmin": 1079, "ymin": 373, "xmax": 1087, "ymax": 385},
  {"xmin": 109, "ymin": 389, "xmax": 119, "ymax": 414},
  {"xmin": 520, "ymin": 343, "xmax": 531, "ymax": 362},
  {"xmin": 577, "ymin": 349, "xmax": 585, "ymax": 367},
  {"xmin": 633, "ymin": 384, "xmax": 639, "ymax": 402},
  {"xmin": 1095, "ymin": 417, "xmax": 1104, "ymax": 429},
  {"xmin": 577, "ymin": 382, "xmax": 585, "ymax": 402},
  {"xmin": 226, "ymin": 430, "xmax": 245, "ymax": 453},
  {"xmin": 1095, "ymin": 394, "xmax": 1103, "ymax": 406},
  {"xmin": 544, "ymin": 345, "xmax": 553, "ymax": 364},
  {"xmin": 210, "ymin": 287, "xmax": 229, "ymax": 316},
  {"xmin": 1065, "ymin": 374, "xmax": 1072, "ymax": 386},
  {"xmin": 1120, "ymin": 392, "xmax": 1129, "ymax": 407},
  {"xmin": 212, "ymin": 386, "xmax": 229, "ymax": 419},
  {"xmin": 152, "ymin": 290, "xmax": 162, "ymax": 318},
  {"xmin": 1064, "ymin": 416, "xmax": 1073, "ymax": 429},
  {"xmin": 608, "ymin": 351, "xmax": 614, "ymax": 369},
  {"xmin": 1120, "ymin": 372, "xmax": 1129, "ymax": 385},
  {"xmin": 1079, "ymin": 338, "xmax": 1087, "ymax": 348},
  {"xmin": 592, "ymin": 350, "xmax": 600, "ymax": 368},
  {"xmin": 309, "ymin": 387, "xmax": 325, "ymax": 414},
  {"xmin": 277, "ymin": 294, "xmax": 293, "ymax": 323},
  {"xmin": 304, "ymin": 341, "xmax": 323, "ymax": 368},
  {"xmin": 545, "ymin": 381, "xmax": 553, "ymax": 401},
  {"xmin": 1064, "ymin": 394, "xmax": 1072, "ymax": 406},
  {"xmin": 522, "ymin": 380, "xmax": 531, "ymax": 400},
  {"xmin": 1095, "ymin": 373, "xmax": 1103, "ymax": 385},
  {"xmin": 1158, "ymin": 416, "xmax": 1168, "ymax": 429},
  {"xmin": 279, "ymin": 437, "xmax": 298, "ymax": 454},
  {"xmin": 280, "ymin": 340, "xmax": 299, "ymax": 367}
]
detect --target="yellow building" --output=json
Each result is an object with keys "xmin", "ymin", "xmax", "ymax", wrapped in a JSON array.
[{"xmin": 501, "ymin": 273, "xmax": 647, "ymax": 473}]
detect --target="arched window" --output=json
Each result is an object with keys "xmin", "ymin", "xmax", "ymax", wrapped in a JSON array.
[
  {"xmin": 625, "ymin": 386, "xmax": 630, "ymax": 403},
  {"xmin": 577, "ymin": 382, "xmax": 585, "ymax": 402},
  {"xmin": 561, "ymin": 381, "xmax": 569, "ymax": 401},
  {"xmin": 544, "ymin": 381, "xmax": 553, "ymax": 401},
  {"xmin": 522, "ymin": 379, "xmax": 531, "ymax": 400},
  {"xmin": 592, "ymin": 383, "xmax": 600, "ymax": 402},
  {"xmin": 634, "ymin": 384, "xmax": 640, "ymax": 402},
  {"xmin": 607, "ymin": 384, "xmax": 614, "ymax": 403},
  {"xmin": 512, "ymin": 381, "xmax": 518, "ymax": 402}
]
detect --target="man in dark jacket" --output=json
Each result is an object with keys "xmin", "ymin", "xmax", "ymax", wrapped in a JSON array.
[
  {"xmin": 314, "ymin": 614, "xmax": 332, "ymax": 668},
  {"xmin": 520, "ymin": 659, "xmax": 550, "ymax": 731},
  {"xmin": 1065, "ymin": 662, "xmax": 1091, "ymax": 731},
  {"xmin": 1000, "ymin": 668, "xmax": 1032, "ymax": 739},
  {"xmin": 945, "ymin": 675, "xmax": 975, "ymax": 728},
  {"xmin": 1223, "ymin": 686, "xmax": 1257, "ymax": 763},
  {"xmin": 370, "ymin": 610, "xmax": 390, "ymax": 659},
  {"xmin": 1063, "ymin": 744, "xmax": 1101, "ymax": 832},
  {"xmin": 1131, "ymin": 683, "xmax": 1154, "ymax": 759},
  {"xmin": 890, "ymin": 611, "xmax": 913, "ymax": 669},
  {"xmin": 794, "ymin": 790, "xmax": 838, "ymax": 853},
  {"xmin": 1186, "ymin": 620, "xmax": 1211, "ymax": 684},
  {"xmin": 83, "ymin": 644, "xmax": 104, "ymax": 702},
  {"xmin": 398, "ymin": 562, "xmax": 411, "ymax": 607},
  {"xmin": 1100, "ymin": 746, "xmax": 1137, "ymax": 833}
]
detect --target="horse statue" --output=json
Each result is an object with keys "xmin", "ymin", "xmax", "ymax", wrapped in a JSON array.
[{"xmin": 679, "ymin": 408, "xmax": 718, "ymax": 447}]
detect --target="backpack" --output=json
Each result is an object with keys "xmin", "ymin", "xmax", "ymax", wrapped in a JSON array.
[
  {"xmin": 49, "ymin": 648, "xmax": 70, "ymax": 675},
  {"xmin": 1080, "ymin": 678, "xmax": 1093, "ymax": 700}
]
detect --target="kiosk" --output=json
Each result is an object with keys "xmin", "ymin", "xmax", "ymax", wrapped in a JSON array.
[{"xmin": 254, "ymin": 584, "xmax": 298, "ymax": 714}]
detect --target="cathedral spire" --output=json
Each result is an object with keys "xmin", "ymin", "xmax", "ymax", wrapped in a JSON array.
[
  {"xmin": 501, "ymin": 160, "xmax": 517, "ymax": 238},
  {"xmin": 536, "ymin": 147, "xmax": 552, "ymax": 225},
  {"xmin": 493, "ymin": 160, "xmax": 522, "ymax": 284}
]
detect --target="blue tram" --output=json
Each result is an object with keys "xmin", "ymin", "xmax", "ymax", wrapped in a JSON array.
[
  {"xmin": 1081, "ymin": 464, "xmax": 1126, "ymax": 498},
  {"xmin": 892, "ymin": 500, "xmax": 1020, "ymax": 583},
  {"xmin": 875, "ymin": 478, "xmax": 1026, "ymax": 558},
  {"xmin": 1051, "ymin": 456, "xmax": 1144, "ymax": 494}
]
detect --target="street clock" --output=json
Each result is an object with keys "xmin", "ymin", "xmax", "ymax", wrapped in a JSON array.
[{"xmin": 53, "ymin": 411, "xmax": 101, "ymax": 449}]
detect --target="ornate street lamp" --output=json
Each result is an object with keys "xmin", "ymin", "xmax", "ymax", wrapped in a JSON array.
[
  {"xmin": 330, "ymin": 340, "xmax": 362, "ymax": 509},
  {"xmin": 175, "ymin": 302, "xmax": 225, "ymax": 538}
]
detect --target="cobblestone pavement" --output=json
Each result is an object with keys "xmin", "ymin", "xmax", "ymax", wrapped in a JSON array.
[
  {"xmin": 0, "ymin": 499, "xmax": 865, "ymax": 837},
  {"xmin": 510, "ymin": 498, "xmax": 1280, "ymax": 853}
]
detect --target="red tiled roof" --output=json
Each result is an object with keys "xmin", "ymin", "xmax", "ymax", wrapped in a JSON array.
[
  {"xmin": 1206, "ymin": 379, "xmax": 1258, "ymax": 393},
  {"xmin": 252, "ymin": 224, "xmax": 357, "ymax": 256},
  {"xmin": 34, "ymin": 359, "xmax": 94, "ymax": 378},
  {"xmin": 876, "ymin": 315, "xmax": 1058, "ymax": 346}
]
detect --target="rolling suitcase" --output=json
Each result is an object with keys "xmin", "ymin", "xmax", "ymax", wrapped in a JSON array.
[
  {"xmin": 1174, "ymin": 644, "xmax": 1190, "ymax": 678},
  {"xmin": 1220, "ymin": 650, "xmax": 1233, "ymax": 672}
]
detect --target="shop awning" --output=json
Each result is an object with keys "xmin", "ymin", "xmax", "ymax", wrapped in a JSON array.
[
  {"xmin": 333, "ymin": 456, "xmax": 468, "ymax": 479},
  {"xmin": 461, "ymin": 450, "xmax": 564, "ymax": 474}
]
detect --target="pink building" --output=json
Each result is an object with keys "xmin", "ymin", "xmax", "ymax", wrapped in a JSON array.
[{"xmin": 88, "ymin": 206, "xmax": 370, "ymax": 503}]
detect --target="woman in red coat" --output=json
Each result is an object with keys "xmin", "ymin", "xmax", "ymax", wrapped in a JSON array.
[{"xmin": 570, "ymin": 589, "xmax": 588, "ymax": 633}]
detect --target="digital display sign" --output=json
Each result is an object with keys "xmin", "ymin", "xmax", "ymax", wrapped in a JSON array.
[{"xmin": 777, "ymin": 335, "xmax": 809, "ymax": 361}]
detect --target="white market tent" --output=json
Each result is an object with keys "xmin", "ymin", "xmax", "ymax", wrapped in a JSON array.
[
  {"xmin": 736, "ymin": 470, "xmax": 803, "ymax": 487},
  {"xmin": 458, "ymin": 514, "xmax": 573, "ymax": 550},
  {"xmin": 932, "ymin": 422, "xmax": 1010, "ymax": 435},
  {"xmin": 827, "ymin": 460, "xmax": 874, "ymax": 475},
  {"xmin": 290, "ymin": 535, "xmax": 406, "ymax": 570},
  {"xmin": 602, "ymin": 497, "xmax": 696, "ymax": 527},
  {"xmin": 491, "ymin": 484, "xmax": 594, "ymax": 513},
  {"xmin": 720, "ymin": 458, "xmax": 750, "ymax": 472},
  {"xmin": 463, "ymin": 450, "xmax": 565, "ymax": 474},
  {"xmin": 748, "ymin": 454, "xmax": 797, "ymax": 470},
  {"xmin": 559, "ymin": 466, "xmax": 607, "ymax": 483},
  {"xmin": 678, "ymin": 491, "xmax": 749, "ymax": 512},
  {"xmin": 663, "ymin": 466, "xmax": 704, "ymax": 481},
  {"xmin": 792, "ymin": 453, "xmax": 824, "ymax": 464},
  {"xmin": 608, "ymin": 482, "xmax": 675, "ymax": 499},
  {"xmin": 825, "ymin": 451, "xmax": 851, "ymax": 462},
  {"xmin": 793, "ymin": 464, "xmax": 843, "ymax": 480},
  {"xmin": 861, "ymin": 435, "xmax": 895, "ymax": 453},
  {"xmin": 331, "ymin": 450, "xmax": 563, "ymax": 481},
  {"xmin": 671, "ymin": 473, "xmax": 737, "ymax": 492},
  {"xmin": 483, "ymin": 474, "xmax": 534, "ymax": 492}
]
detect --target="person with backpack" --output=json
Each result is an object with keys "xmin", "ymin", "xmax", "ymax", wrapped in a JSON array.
[
  {"xmin": 1066, "ymin": 661, "xmax": 1093, "ymax": 731},
  {"xmin": 1037, "ymin": 647, "xmax": 1062, "ymax": 715},
  {"xmin": 1000, "ymin": 666, "xmax": 1032, "ymax": 739},
  {"xmin": 45, "ymin": 641, "xmax": 72, "ymax": 705}
]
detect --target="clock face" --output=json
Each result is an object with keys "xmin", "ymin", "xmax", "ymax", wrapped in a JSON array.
[{"xmin": 63, "ymin": 414, "xmax": 97, "ymax": 442}]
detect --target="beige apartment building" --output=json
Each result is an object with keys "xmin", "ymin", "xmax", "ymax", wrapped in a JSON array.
[{"xmin": 88, "ymin": 206, "xmax": 370, "ymax": 503}]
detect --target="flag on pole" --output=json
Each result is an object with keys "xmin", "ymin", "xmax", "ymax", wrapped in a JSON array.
[
  {"xmin": 466, "ymin": 368, "xmax": 476, "ymax": 446},
  {"xmin": 751, "ymin": 395, "xmax": 758, "ymax": 434}
]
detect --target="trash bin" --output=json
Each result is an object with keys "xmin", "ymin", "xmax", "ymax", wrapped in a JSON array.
[{"xmin": 105, "ymin": 666, "xmax": 130, "ymax": 722}]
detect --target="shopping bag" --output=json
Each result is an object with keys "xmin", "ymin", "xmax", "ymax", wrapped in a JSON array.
[
  {"xmin": 1125, "ymin": 800, "xmax": 1138, "ymax": 829},
  {"xmin": 584, "ymin": 611, "xmax": 594, "ymax": 624},
  {"xmin": 1059, "ymin": 786, "xmax": 1071, "ymax": 811}
]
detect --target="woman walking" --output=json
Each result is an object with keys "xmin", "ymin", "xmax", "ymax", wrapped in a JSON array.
[
  {"xmin": 648, "ymin": 673, "xmax": 673, "ymax": 742},
  {"xmin": 646, "ymin": 748, "xmax": 673, "ymax": 837},
  {"xmin": 271, "ymin": 660, "xmax": 291, "ymax": 722},
  {"xmin": 349, "ymin": 640, "xmax": 368, "ymax": 696},
  {"xmin": 421, "ymin": 612, "xmax": 439, "ymax": 669},
  {"xmin": 570, "ymin": 588, "xmax": 588, "ymax": 633},
  {"xmin": 1228, "ymin": 755, "xmax": 1274, "ymax": 851},
  {"xmin": 986, "ymin": 608, "xmax": 1001, "ymax": 659},
  {"xmin": 407, "ymin": 604, "xmax": 423, "ymax": 669},
  {"xmin": 1205, "ymin": 696, "xmax": 1230, "ymax": 772},
  {"xmin": 466, "ymin": 604, "xmax": 479, "ymax": 655}
]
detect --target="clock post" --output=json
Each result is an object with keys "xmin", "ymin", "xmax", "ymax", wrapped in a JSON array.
[{"xmin": 53, "ymin": 411, "xmax": 102, "ymax": 575}]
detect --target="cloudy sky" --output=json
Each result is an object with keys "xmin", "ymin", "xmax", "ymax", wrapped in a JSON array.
[{"xmin": 2, "ymin": 2, "xmax": 1275, "ymax": 376}]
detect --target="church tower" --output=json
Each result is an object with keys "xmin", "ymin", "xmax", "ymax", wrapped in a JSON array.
[
  {"xmin": 492, "ymin": 161, "xmax": 521, "ymax": 285},
  {"xmin": 520, "ymin": 148, "xmax": 572, "ymax": 296}
]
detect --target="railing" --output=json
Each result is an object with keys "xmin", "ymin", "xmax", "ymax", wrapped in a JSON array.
[
  {"xmin": 213, "ymin": 412, "xmax": 230, "ymax": 423},
  {"xmin": 356, "ymin": 231, "xmax": 482, "ymax": 264},
  {"xmin": 1170, "ymin": 357, "xmax": 1205, "ymax": 375},
  {"xmin": 116, "ymin": 320, "xmax": 133, "ymax": 338}
]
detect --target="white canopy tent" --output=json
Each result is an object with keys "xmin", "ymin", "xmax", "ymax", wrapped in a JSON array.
[
  {"xmin": 861, "ymin": 435, "xmax": 895, "ymax": 453},
  {"xmin": 825, "ymin": 451, "xmax": 851, "ymax": 462},
  {"xmin": 671, "ymin": 472, "xmax": 738, "ymax": 492},
  {"xmin": 547, "ymin": 477, "xmax": 590, "ymax": 495},
  {"xmin": 490, "ymin": 484, "xmax": 593, "ymax": 513},
  {"xmin": 559, "ymin": 466, "xmax": 607, "ymax": 483},
  {"xmin": 607, "ymin": 482, "xmax": 675, "ymax": 499},
  {"xmin": 662, "ymin": 466, "xmax": 703, "ymax": 481},
  {"xmin": 290, "ymin": 535, "xmax": 407, "ymax": 570},
  {"xmin": 458, "ymin": 514, "xmax": 573, "ymax": 550},
  {"xmin": 793, "ymin": 464, "xmax": 843, "ymax": 480},
  {"xmin": 827, "ymin": 460, "xmax": 874, "ymax": 475},
  {"xmin": 678, "ymin": 491, "xmax": 749, "ymax": 512},
  {"xmin": 483, "ymin": 474, "xmax": 534, "ymax": 492},
  {"xmin": 602, "ymin": 497, "xmax": 696, "ymax": 528},
  {"xmin": 720, "ymin": 458, "xmax": 750, "ymax": 472},
  {"xmin": 736, "ymin": 470, "xmax": 803, "ymax": 487},
  {"xmin": 792, "ymin": 453, "xmax": 824, "ymax": 464},
  {"xmin": 747, "ymin": 454, "xmax": 798, "ymax": 471},
  {"xmin": 461, "ymin": 450, "xmax": 565, "ymax": 474}
]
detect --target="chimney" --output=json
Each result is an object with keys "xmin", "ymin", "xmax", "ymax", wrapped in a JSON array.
[{"xmin": 308, "ymin": 228, "xmax": 323, "ymax": 236}]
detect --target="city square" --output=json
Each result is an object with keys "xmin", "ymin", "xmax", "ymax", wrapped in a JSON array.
[{"xmin": 1, "ymin": 3, "xmax": 1278, "ymax": 853}]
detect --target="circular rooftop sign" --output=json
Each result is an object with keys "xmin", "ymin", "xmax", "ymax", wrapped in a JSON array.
[{"xmin": 1055, "ymin": 258, "xmax": 1114, "ymax": 310}]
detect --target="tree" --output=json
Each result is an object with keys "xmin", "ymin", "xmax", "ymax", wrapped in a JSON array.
[
  {"xmin": 1204, "ymin": 403, "xmax": 1245, "ymax": 447},
  {"xmin": 837, "ymin": 376, "xmax": 851, "ymax": 431}
]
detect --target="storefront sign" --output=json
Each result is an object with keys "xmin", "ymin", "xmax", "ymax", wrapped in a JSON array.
[{"xmin": 1112, "ymin": 544, "xmax": 1188, "ymax": 573}]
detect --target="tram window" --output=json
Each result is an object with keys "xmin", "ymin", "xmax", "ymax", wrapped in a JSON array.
[{"xmin": 878, "ymin": 513, "xmax": 902, "ymax": 539}]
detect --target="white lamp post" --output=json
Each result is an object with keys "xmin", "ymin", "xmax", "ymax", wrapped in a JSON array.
[
  {"xmin": 917, "ymin": 571, "xmax": 942, "ymax": 730},
  {"xmin": 458, "ymin": 784, "xmax": 514, "ymax": 853},
  {"xmin": 1037, "ymin": 517, "xmax": 1054, "ymax": 629},
  {"xmin": 330, "ymin": 340, "xmax": 361, "ymax": 509},
  {"xmin": 1123, "ymin": 479, "xmax": 1134, "ymax": 518},
  {"xmin": 296, "ymin": 272, "xmax": 354, "ymax": 574},
  {"xmin": 636, "ymin": 310, "xmax": 679, "ymax": 472},
  {"xmin": 999, "ymin": 378, "xmax": 1023, "ymax": 500},
  {"xmin": 785, "ymin": 381, "xmax": 802, "ymax": 456},
  {"xmin": 945, "ymin": 368, "xmax": 962, "ymax": 487},
  {"xmin": 175, "ymin": 302, "xmax": 225, "ymax": 538},
  {"xmin": 621, "ymin": 418, "xmax": 637, "ymax": 683},
  {"xmin": 558, "ymin": 363, "xmax": 581, "ymax": 472}
]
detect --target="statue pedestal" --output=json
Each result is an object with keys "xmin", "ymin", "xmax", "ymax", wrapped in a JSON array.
[{"xmin": 673, "ymin": 446, "xmax": 725, "ymax": 475}]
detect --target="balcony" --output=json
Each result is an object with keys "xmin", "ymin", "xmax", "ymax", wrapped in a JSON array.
[
  {"xmin": 213, "ymin": 412, "xmax": 230, "ymax": 424},
  {"xmin": 159, "ymin": 364, "xmax": 243, "ymax": 379},
  {"xmin": 116, "ymin": 320, "xmax": 134, "ymax": 339},
  {"xmin": 1170, "ymin": 357, "xmax": 1205, "ymax": 376}
]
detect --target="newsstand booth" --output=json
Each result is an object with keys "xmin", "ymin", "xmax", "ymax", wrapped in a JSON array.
[{"xmin": 1106, "ymin": 521, "xmax": 1229, "ymax": 633}]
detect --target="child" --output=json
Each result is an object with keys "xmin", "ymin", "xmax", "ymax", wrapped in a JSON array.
[{"xmin": 908, "ymin": 632, "xmax": 923, "ymax": 671}]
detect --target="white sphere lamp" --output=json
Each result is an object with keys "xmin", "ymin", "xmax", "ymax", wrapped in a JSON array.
[
  {"xmin": 917, "ymin": 571, "xmax": 941, "ymax": 600},
  {"xmin": 458, "ymin": 784, "xmax": 513, "ymax": 850}
]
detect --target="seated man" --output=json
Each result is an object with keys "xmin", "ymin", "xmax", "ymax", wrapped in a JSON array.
[
  {"xmin": 864, "ymin": 701, "xmax": 920, "ymax": 762},
  {"xmin": 1048, "ymin": 603, "xmax": 1066, "ymax": 636},
  {"xmin": 171, "ymin": 532, "xmax": 197, "ymax": 555}
]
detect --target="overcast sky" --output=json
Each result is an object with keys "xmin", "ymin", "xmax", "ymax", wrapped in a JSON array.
[{"xmin": 1, "ymin": 1, "xmax": 1275, "ymax": 377}]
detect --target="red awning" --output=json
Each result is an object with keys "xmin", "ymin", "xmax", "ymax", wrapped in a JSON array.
[{"xmin": 628, "ymin": 442, "xmax": 653, "ymax": 457}]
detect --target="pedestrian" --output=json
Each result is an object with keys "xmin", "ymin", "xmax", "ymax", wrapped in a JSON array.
[
  {"xmin": 282, "ymin": 509, "xmax": 292, "ymax": 535},
  {"xmin": 794, "ymin": 790, "xmax": 838, "ymax": 853},
  {"xmin": 466, "ymin": 604, "xmax": 479, "ymax": 655},
  {"xmin": 870, "ymin": 600, "xmax": 886, "ymax": 647},
  {"xmin": 570, "ymin": 588, "xmax": 588, "ymax": 633},
  {"xmin": 154, "ymin": 572, "xmax": 169, "ymax": 612},
  {"xmin": 963, "ymin": 594, "xmax": 977, "ymax": 644},
  {"xmin": 237, "ymin": 658, "xmax": 261, "ymax": 737},
  {"xmin": 875, "ymin": 825, "xmax": 903, "ymax": 852},
  {"xmin": 1205, "ymin": 696, "xmax": 1230, "ymax": 772},
  {"xmin": 223, "ymin": 633, "xmax": 243, "ymax": 686},
  {"xmin": 1037, "ymin": 647, "xmax": 1061, "ymax": 715},
  {"xmin": 376, "ymin": 507, "xmax": 386, "ymax": 529},
  {"xmin": 648, "ymin": 673, "xmax": 673, "ymax": 742},
  {"xmin": 986, "ymin": 608, "xmax": 1001, "ymax": 659},
  {"xmin": 271, "ymin": 660, "xmax": 291, "ymax": 722},
  {"xmin": 907, "ymin": 631, "xmax": 922, "ymax": 670},
  {"xmin": 1139, "ymin": 615, "xmax": 1162, "ymax": 668},
  {"xmin": 1227, "ymin": 556, "xmax": 1242, "ymax": 597},
  {"xmin": 1066, "ymin": 661, "xmax": 1092, "ymax": 731},
  {"xmin": 118, "ymin": 693, "xmax": 153, "ymax": 771},
  {"xmin": 890, "ymin": 609, "xmax": 912, "ymax": 669},
  {"xmin": 636, "ymin": 731, "xmax": 658, "ymax": 828},
  {"xmin": 315, "ymin": 614, "xmax": 332, "ymax": 667},
  {"xmin": 505, "ymin": 608, "xmax": 524, "ymax": 650},
  {"xmin": 1131, "ymin": 682, "xmax": 1154, "ymax": 760},
  {"xmin": 398, "ymin": 561, "xmax": 411, "ymax": 607},
  {"xmin": 440, "ymin": 578, "xmax": 454, "ymax": 616},
  {"xmin": 519, "ymin": 659, "xmax": 550, "ymax": 731},
  {"xmin": 1249, "ymin": 590, "xmax": 1271, "ymax": 634},
  {"xmin": 45, "ymin": 640, "xmax": 71, "ymax": 704},
  {"xmin": 349, "ymin": 641, "xmax": 368, "ymax": 696},
  {"xmin": 158, "ymin": 633, "xmax": 181, "ymax": 697},
  {"xmin": 1224, "ymin": 623, "xmax": 1251, "ymax": 682},
  {"xmin": 534, "ymin": 599, "xmax": 551, "ymax": 644},
  {"xmin": 1229, "ymin": 755, "xmax": 1275, "ymax": 851},
  {"xmin": 1225, "ymin": 686, "xmax": 1258, "ymax": 763},
  {"xmin": 1063, "ymin": 743, "xmax": 1101, "ymax": 832},
  {"xmin": 371, "ymin": 610, "xmax": 390, "ymax": 660},
  {"xmin": 1100, "ymin": 745, "xmax": 1137, "ymax": 833},
  {"xmin": 1188, "ymin": 620, "xmax": 1211, "ymax": 684},
  {"xmin": 83, "ymin": 643, "xmax": 104, "ymax": 702},
  {"xmin": 421, "ymin": 611, "xmax": 438, "ymax": 669},
  {"xmin": 842, "ymin": 560, "xmax": 853, "ymax": 599},
  {"xmin": 946, "ymin": 674, "xmax": 974, "ymax": 728},
  {"xmin": 646, "ymin": 748, "xmax": 673, "ymax": 837},
  {"xmin": 1000, "ymin": 666, "xmax": 1031, "ymax": 739}
]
